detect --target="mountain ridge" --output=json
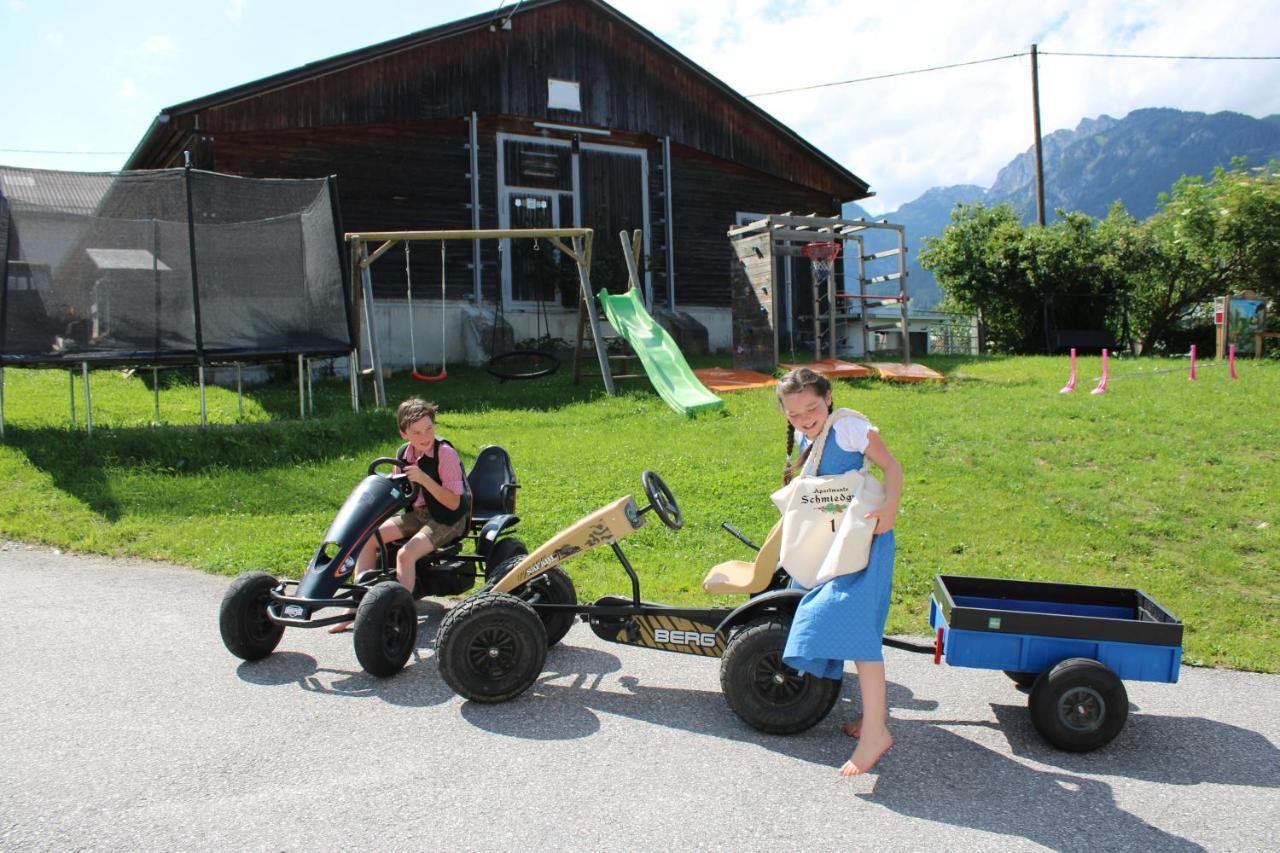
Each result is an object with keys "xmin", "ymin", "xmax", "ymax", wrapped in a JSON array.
[{"xmin": 845, "ymin": 108, "xmax": 1280, "ymax": 310}]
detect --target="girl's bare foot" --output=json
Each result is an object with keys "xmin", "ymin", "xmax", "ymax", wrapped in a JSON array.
[
  {"xmin": 842, "ymin": 718, "xmax": 862, "ymax": 738},
  {"xmin": 839, "ymin": 727, "xmax": 893, "ymax": 777}
]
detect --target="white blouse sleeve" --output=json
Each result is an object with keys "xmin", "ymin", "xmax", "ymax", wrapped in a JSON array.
[{"xmin": 832, "ymin": 415, "xmax": 876, "ymax": 454}]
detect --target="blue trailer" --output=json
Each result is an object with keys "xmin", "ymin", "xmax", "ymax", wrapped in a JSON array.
[{"xmin": 927, "ymin": 574, "xmax": 1183, "ymax": 752}]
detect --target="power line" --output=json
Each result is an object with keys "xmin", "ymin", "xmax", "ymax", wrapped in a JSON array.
[
  {"xmin": 747, "ymin": 53, "xmax": 1026, "ymax": 97},
  {"xmin": 1041, "ymin": 50, "xmax": 1280, "ymax": 60},
  {"xmin": 746, "ymin": 49, "xmax": 1280, "ymax": 98}
]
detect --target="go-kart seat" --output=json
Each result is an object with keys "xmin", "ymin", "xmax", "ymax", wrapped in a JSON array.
[
  {"xmin": 467, "ymin": 445, "xmax": 518, "ymax": 526},
  {"xmin": 702, "ymin": 518, "xmax": 784, "ymax": 595}
]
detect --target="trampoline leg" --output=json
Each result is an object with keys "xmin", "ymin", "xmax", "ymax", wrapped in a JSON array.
[
  {"xmin": 349, "ymin": 348, "xmax": 360, "ymax": 413},
  {"xmin": 153, "ymin": 367, "xmax": 160, "ymax": 424},
  {"xmin": 198, "ymin": 364, "xmax": 207, "ymax": 430},
  {"xmin": 69, "ymin": 370, "xmax": 76, "ymax": 429},
  {"xmin": 298, "ymin": 354, "xmax": 306, "ymax": 419},
  {"xmin": 81, "ymin": 362, "xmax": 92, "ymax": 435},
  {"xmin": 236, "ymin": 363, "xmax": 244, "ymax": 419},
  {"xmin": 306, "ymin": 358, "xmax": 314, "ymax": 416}
]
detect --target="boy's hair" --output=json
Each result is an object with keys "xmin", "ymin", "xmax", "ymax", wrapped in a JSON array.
[{"xmin": 396, "ymin": 397, "xmax": 438, "ymax": 432}]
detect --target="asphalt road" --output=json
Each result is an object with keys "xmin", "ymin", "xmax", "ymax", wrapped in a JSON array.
[{"xmin": 0, "ymin": 541, "xmax": 1276, "ymax": 852}]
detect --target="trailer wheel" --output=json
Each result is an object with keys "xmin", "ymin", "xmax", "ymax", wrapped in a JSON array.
[
  {"xmin": 1029, "ymin": 658, "xmax": 1128, "ymax": 752},
  {"xmin": 720, "ymin": 616, "xmax": 841, "ymax": 734},
  {"xmin": 1004, "ymin": 670, "xmax": 1039, "ymax": 688},
  {"xmin": 353, "ymin": 581, "xmax": 418, "ymax": 677},
  {"xmin": 219, "ymin": 572, "xmax": 285, "ymax": 661},
  {"xmin": 436, "ymin": 593, "xmax": 547, "ymax": 703}
]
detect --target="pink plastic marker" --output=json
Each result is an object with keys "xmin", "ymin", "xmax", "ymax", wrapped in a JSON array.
[
  {"xmin": 1090, "ymin": 348, "xmax": 1109, "ymax": 395},
  {"xmin": 1189, "ymin": 344, "xmax": 1198, "ymax": 380},
  {"xmin": 1229, "ymin": 344, "xmax": 1239, "ymax": 379},
  {"xmin": 1059, "ymin": 348, "xmax": 1077, "ymax": 393}
]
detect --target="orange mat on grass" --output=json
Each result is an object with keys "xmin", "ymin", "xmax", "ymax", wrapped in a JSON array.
[
  {"xmin": 778, "ymin": 359, "xmax": 873, "ymax": 379},
  {"xmin": 863, "ymin": 362, "xmax": 945, "ymax": 382},
  {"xmin": 692, "ymin": 367, "xmax": 777, "ymax": 392}
]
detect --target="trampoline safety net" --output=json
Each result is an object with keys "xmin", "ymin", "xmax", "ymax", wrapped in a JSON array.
[{"xmin": 0, "ymin": 165, "xmax": 352, "ymax": 366}]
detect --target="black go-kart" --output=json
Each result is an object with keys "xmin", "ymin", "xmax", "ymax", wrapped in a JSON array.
[{"xmin": 219, "ymin": 445, "xmax": 528, "ymax": 677}]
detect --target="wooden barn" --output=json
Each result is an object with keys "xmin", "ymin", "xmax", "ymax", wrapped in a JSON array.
[{"xmin": 125, "ymin": 0, "xmax": 871, "ymax": 363}]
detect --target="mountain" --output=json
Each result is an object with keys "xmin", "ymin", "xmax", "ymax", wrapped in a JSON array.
[{"xmin": 844, "ymin": 108, "xmax": 1280, "ymax": 310}]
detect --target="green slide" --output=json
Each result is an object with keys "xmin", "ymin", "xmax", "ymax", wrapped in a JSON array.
[{"xmin": 596, "ymin": 288, "xmax": 723, "ymax": 416}]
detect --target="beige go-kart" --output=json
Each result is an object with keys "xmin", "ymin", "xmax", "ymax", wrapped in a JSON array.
[{"xmin": 433, "ymin": 471, "xmax": 843, "ymax": 734}]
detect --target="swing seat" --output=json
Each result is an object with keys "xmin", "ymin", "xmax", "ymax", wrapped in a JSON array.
[{"xmin": 702, "ymin": 519, "xmax": 783, "ymax": 595}]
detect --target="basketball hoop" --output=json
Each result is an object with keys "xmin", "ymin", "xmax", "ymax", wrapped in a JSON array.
[{"xmin": 801, "ymin": 241, "xmax": 841, "ymax": 286}]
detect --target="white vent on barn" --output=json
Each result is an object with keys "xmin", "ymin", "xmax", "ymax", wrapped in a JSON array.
[{"xmin": 547, "ymin": 78, "xmax": 581, "ymax": 112}]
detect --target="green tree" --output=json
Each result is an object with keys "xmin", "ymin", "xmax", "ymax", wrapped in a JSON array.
[
  {"xmin": 1128, "ymin": 161, "xmax": 1280, "ymax": 352},
  {"xmin": 921, "ymin": 203, "xmax": 1129, "ymax": 353},
  {"xmin": 919, "ymin": 203, "xmax": 1028, "ymax": 353}
]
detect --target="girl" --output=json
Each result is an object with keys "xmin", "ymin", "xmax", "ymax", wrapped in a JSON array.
[{"xmin": 777, "ymin": 368, "xmax": 902, "ymax": 776}]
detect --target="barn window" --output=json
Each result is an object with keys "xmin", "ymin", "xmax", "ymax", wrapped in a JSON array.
[
  {"xmin": 503, "ymin": 140, "xmax": 572, "ymax": 191},
  {"xmin": 547, "ymin": 78, "xmax": 581, "ymax": 112}
]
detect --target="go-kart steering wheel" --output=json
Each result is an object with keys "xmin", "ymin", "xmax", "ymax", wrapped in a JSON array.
[
  {"xmin": 368, "ymin": 456, "xmax": 420, "ymax": 502},
  {"xmin": 641, "ymin": 470, "xmax": 683, "ymax": 530}
]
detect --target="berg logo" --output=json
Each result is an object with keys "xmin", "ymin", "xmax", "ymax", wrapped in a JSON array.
[{"xmin": 653, "ymin": 628, "xmax": 717, "ymax": 647}]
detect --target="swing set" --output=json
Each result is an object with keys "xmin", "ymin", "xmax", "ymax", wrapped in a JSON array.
[{"xmin": 346, "ymin": 228, "xmax": 613, "ymax": 408}]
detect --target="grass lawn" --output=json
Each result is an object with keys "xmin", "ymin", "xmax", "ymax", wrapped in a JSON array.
[{"xmin": 1, "ymin": 353, "xmax": 1276, "ymax": 672}]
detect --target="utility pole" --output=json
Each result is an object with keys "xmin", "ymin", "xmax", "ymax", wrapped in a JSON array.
[{"xmin": 1031, "ymin": 44, "xmax": 1046, "ymax": 226}]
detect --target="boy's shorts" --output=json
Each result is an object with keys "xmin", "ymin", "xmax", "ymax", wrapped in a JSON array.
[{"xmin": 392, "ymin": 506, "xmax": 468, "ymax": 547}]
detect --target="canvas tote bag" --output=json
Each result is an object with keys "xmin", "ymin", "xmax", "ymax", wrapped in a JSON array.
[{"xmin": 770, "ymin": 409, "xmax": 886, "ymax": 589}]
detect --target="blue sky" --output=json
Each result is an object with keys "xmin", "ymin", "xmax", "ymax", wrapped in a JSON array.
[{"xmin": 2, "ymin": 0, "xmax": 1278, "ymax": 213}]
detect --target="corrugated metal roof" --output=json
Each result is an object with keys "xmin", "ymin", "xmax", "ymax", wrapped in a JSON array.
[{"xmin": 0, "ymin": 166, "xmax": 115, "ymax": 215}]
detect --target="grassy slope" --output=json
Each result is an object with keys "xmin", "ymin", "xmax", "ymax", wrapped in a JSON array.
[{"xmin": 1, "ymin": 354, "xmax": 1276, "ymax": 671}]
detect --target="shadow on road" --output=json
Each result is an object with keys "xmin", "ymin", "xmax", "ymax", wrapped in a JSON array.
[
  {"xmin": 865, "ymin": 722, "xmax": 1205, "ymax": 851},
  {"xmin": 231, "ymin": 604, "xmax": 454, "ymax": 708},
  {"xmin": 991, "ymin": 703, "xmax": 1280, "ymax": 788}
]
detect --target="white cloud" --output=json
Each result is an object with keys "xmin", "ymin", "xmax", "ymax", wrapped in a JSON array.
[
  {"xmin": 44, "ymin": 31, "xmax": 65, "ymax": 49},
  {"xmin": 141, "ymin": 34, "xmax": 177, "ymax": 54},
  {"xmin": 612, "ymin": 0, "xmax": 1280, "ymax": 213},
  {"xmin": 226, "ymin": 0, "xmax": 244, "ymax": 24},
  {"xmin": 8, "ymin": 0, "xmax": 27, "ymax": 11},
  {"xmin": 118, "ymin": 78, "xmax": 138, "ymax": 98}
]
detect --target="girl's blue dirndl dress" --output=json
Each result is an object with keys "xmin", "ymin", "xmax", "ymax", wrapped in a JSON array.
[{"xmin": 782, "ymin": 428, "xmax": 896, "ymax": 680}]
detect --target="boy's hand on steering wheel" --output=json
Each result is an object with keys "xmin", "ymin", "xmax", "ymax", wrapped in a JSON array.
[{"xmin": 405, "ymin": 467, "xmax": 437, "ymax": 491}]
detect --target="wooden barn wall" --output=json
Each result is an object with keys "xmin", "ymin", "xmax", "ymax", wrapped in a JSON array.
[
  {"xmin": 187, "ymin": 0, "xmax": 859, "ymax": 198},
  {"xmin": 669, "ymin": 144, "xmax": 836, "ymax": 309},
  {"xmin": 207, "ymin": 118, "xmax": 511, "ymax": 302}
]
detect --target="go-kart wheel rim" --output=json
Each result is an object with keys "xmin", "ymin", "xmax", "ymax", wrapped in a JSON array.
[
  {"xmin": 1057, "ymin": 685, "xmax": 1106, "ymax": 733},
  {"xmin": 751, "ymin": 650, "xmax": 806, "ymax": 704},
  {"xmin": 246, "ymin": 589, "xmax": 277, "ymax": 643},
  {"xmin": 466, "ymin": 624, "xmax": 521, "ymax": 678},
  {"xmin": 379, "ymin": 603, "xmax": 413, "ymax": 657}
]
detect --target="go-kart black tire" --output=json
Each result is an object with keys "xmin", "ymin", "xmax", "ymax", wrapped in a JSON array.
[
  {"xmin": 485, "ymin": 537, "xmax": 528, "ymax": 582},
  {"xmin": 1005, "ymin": 670, "xmax": 1039, "ymax": 688},
  {"xmin": 1028, "ymin": 657, "xmax": 1128, "ymax": 752},
  {"xmin": 353, "ymin": 581, "xmax": 418, "ymax": 677},
  {"xmin": 219, "ymin": 571, "xmax": 285, "ymax": 661},
  {"xmin": 529, "ymin": 568, "xmax": 577, "ymax": 648},
  {"xmin": 436, "ymin": 593, "xmax": 547, "ymax": 703},
  {"xmin": 720, "ymin": 616, "xmax": 841, "ymax": 734}
]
